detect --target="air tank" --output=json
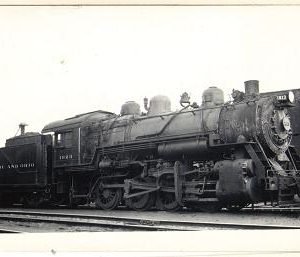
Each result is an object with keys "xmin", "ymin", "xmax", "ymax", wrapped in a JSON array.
[{"xmin": 202, "ymin": 86, "xmax": 224, "ymax": 107}]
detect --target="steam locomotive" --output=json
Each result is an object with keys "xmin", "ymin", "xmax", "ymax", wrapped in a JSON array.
[{"xmin": 0, "ymin": 80, "xmax": 299, "ymax": 211}]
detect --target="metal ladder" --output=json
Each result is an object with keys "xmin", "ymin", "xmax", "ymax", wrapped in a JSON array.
[
  {"xmin": 287, "ymin": 146, "xmax": 300, "ymax": 170},
  {"xmin": 244, "ymin": 140, "xmax": 272, "ymax": 182},
  {"xmin": 244, "ymin": 140, "xmax": 290, "ymax": 204}
]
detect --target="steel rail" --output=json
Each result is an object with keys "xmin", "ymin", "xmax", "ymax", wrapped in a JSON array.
[
  {"xmin": 241, "ymin": 206, "xmax": 300, "ymax": 214},
  {"xmin": 0, "ymin": 210, "xmax": 298, "ymax": 231},
  {"xmin": 0, "ymin": 228, "xmax": 22, "ymax": 233}
]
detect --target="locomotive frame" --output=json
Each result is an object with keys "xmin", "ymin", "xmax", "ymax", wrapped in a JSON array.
[{"xmin": 0, "ymin": 80, "xmax": 300, "ymax": 212}]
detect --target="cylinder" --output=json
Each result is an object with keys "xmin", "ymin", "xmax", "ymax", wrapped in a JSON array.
[
  {"xmin": 215, "ymin": 159, "xmax": 260, "ymax": 203},
  {"xmin": 244, "ymin": 80, "xmax": 259, "ymax": 98}
]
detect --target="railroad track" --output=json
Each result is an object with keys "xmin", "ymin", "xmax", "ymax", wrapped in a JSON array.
[
  {"xmin": 242, "ymin": 208, "xmax": 300, "ymax": 214},
  {"xmin": 241, "ymin": 205, "xmax": 300, "ymax": 214},
  {"xmin": 0, "ymin": 228, "xmax": 22, "ymax": 233},
  {"xmin": 0, "ymin": 210, "xmax": 299, "ymax": 232}
]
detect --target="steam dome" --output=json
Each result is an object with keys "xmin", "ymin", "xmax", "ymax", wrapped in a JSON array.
[
  {"xmin": 148, "ymin": 95, "xmax": 171, "ymax": 116},
  {"xmin": 120, "ymin": 101, "xmax": 141, "ymax": 116},
  {"xmin": 202, "ymin": 87, "xmax": 224, "ymax": 107}
]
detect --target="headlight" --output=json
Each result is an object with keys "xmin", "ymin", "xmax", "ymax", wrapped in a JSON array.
[{"xmin": 288, "ymin": 91, "xmax": 295, "ymax": 103}]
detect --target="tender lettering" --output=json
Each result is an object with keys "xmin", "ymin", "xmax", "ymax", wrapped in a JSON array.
[{"xmin": 0, "ymin": 163, "xmax": 35, "ymax": 170}]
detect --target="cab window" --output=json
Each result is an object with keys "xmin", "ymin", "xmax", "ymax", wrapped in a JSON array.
[{"xmin": 55, "ymin": 132, "xmax": 72, "ymax": 148}]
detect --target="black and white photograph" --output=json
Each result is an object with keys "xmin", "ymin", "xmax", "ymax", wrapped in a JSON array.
[{"xmin": 0, "ymin": 1, "xmax": 300, "ymax": 256}]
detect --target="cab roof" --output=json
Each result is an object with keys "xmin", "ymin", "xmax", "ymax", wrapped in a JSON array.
[{"xmin": 42, "ymin": 110, "xmax": 116, "ymax": 133}]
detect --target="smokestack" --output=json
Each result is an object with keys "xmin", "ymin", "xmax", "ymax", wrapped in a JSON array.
[{"xmin": 244, "ymin": 80, "xmax": 259, "ymax": 98}]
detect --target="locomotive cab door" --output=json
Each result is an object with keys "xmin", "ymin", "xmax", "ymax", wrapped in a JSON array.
[{"xmin": 53, "ymin": 128, "xmax": 80, "ymax": 167}]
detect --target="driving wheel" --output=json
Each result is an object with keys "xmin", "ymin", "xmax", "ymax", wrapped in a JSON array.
[
  {"xmin": 125, "ymin": 192, "xmax": 156, "ymax": 211},
  {"xmin": 156, "ymin": 191, "xmax": 181, "ymax": 211},
  {"xmin": 95, "ymin": 187, "xmax": 122, "ymax": 210}
]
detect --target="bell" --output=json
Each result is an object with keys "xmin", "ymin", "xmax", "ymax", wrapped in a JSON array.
[{"xmin": 180, "ymin": 92, "xmax": 190, "ymax": 107}]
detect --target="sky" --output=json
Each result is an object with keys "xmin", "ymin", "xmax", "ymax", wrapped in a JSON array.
[{"xmin": 0, "ymin": 6, "xmax": 300, "ymax": 146}]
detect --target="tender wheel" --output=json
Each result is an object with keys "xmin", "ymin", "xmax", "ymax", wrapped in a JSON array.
[
  {"xmin": 0, "ymin": 194, "xmax": 13, "ymax": 208},
  {"xmin": 23, "ymin": 193, "xmax": 44, "ymax": 208},
  {"xmin": 95, "ymin": 188, "xmax": 122, "ymax": 210},
  {"xmin": 156, "ymin": 191, "xmax": 181, "ymax": 211},
  {"xmin": 52, "ymin": 195, "xmax": 69, "ymax": 207},
  {"xmin": 68, "ymin": 198, "xmax": 87, "ymax": 208},
  {"xmin": 125, "ymin": 193, "xmax": 156, "ymax": 211}
]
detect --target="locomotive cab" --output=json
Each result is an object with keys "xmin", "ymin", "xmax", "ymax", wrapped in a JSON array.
[{"xmin": 42, "ymin": 110, "xmax": 116, "ymax": 167}]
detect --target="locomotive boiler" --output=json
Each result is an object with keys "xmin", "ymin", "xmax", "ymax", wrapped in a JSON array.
[{"xmin": 0, "ymin": 80, "xmax": 299, "ymax": 211}]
